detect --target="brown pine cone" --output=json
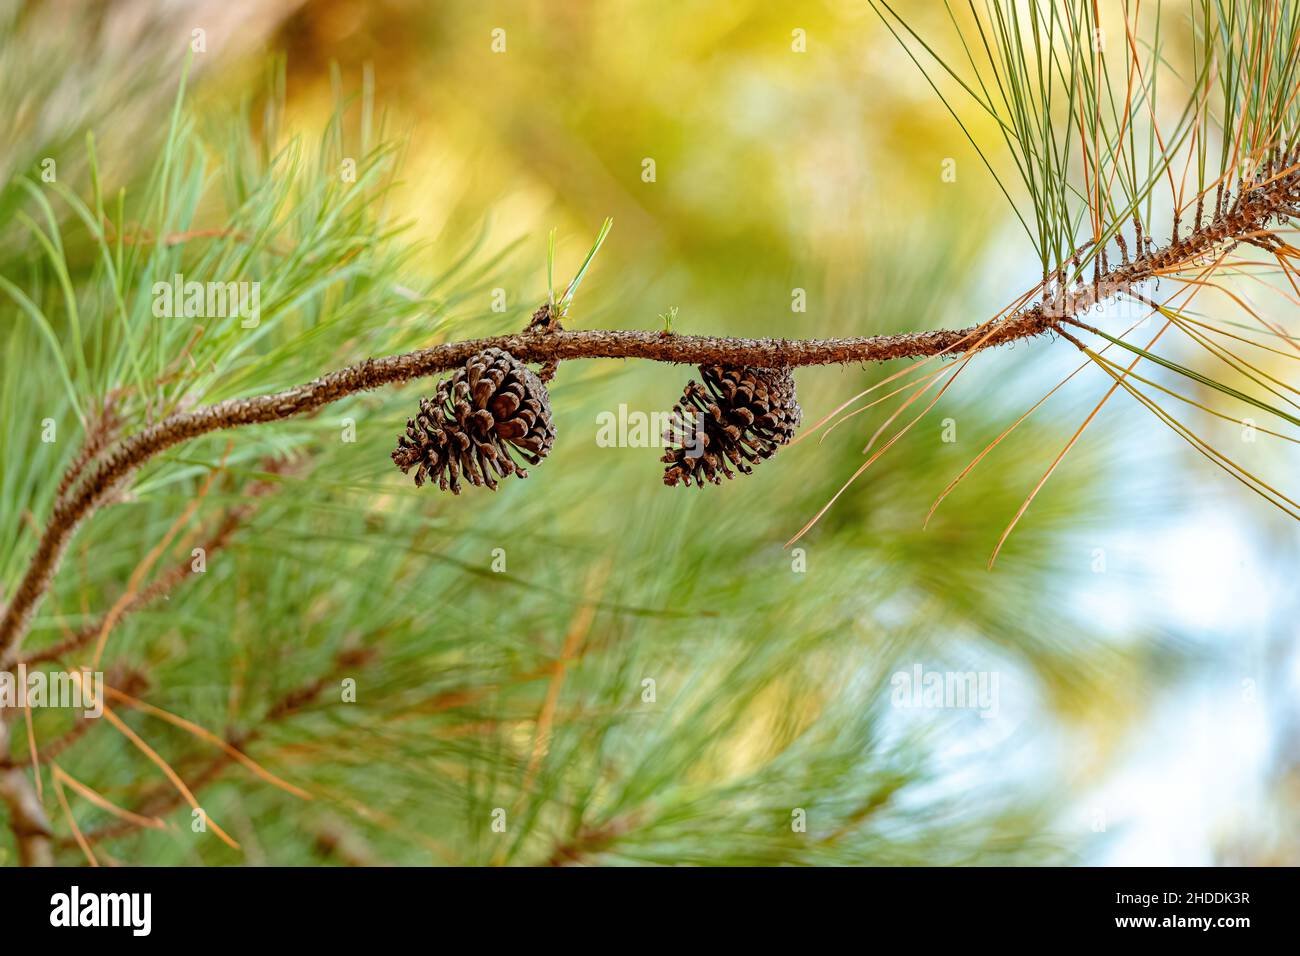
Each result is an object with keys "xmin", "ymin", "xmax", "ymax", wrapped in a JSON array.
[
  {"xmin": 662, "ymin": 365, "xmax": 801, "ymax": 487},
  {"xmin": 392, "ymin": 348, "xmax": 556, "ymax": 493}
]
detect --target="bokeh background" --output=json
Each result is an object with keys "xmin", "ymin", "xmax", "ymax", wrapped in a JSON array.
[{"xmin": 1, "ymin": 0, "xmax": 1296, "ymax": 865}]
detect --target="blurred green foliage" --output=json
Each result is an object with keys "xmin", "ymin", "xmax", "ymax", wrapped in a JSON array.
[{"xmin": 0, "ymin": 0, "xmax": 1208, "ymax": 866}]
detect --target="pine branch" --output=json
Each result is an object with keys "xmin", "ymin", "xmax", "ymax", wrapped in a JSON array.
[
  {"xmin": 0, "ymin": 160, "xmax": 1296, "ymax": 676},
  {"xmin": 0, "ymin": 318, "xmax": 1053, "ymax": 667},
  {"xmin": 20, "ymin": 459, "xmax": 292, "ymax": 667},
  {"xmin": 0, "ymin": 465, "xmax": 287, "ymax": 865},
  {"xmin": 53, "ymin": 397, "xmax": 122, "ymax": 501}
]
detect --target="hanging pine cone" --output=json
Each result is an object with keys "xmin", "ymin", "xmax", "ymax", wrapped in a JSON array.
[
  {"xmin": 662, "ymin": 364, "xmax": 801, "ymax": 487},
  {"xmin": 392, "ymin": 348, "xmax": 556, "ymax": 493}
]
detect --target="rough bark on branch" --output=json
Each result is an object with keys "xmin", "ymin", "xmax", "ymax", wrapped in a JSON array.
[{"xmin": 0, "ymin": 315, "xmax": 1058, "ymax": 666}]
